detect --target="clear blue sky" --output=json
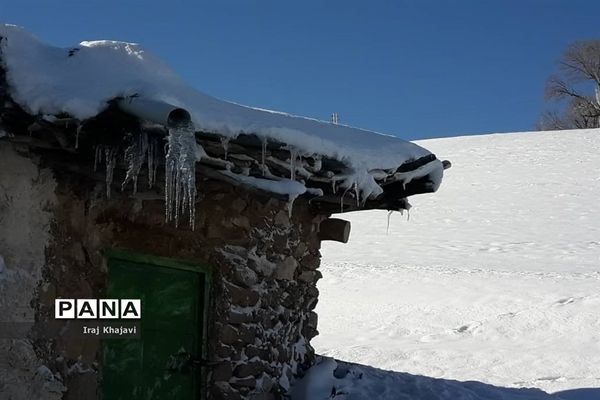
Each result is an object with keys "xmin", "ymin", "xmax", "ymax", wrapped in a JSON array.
[{"xmin": 1, "ymin": 1, "xmax": 599, "ymax": 140}]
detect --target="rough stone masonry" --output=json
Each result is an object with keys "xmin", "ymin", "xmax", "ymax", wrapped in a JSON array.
[{"xmin": 0, "ymin": 141, "xmax": 328, "ymax": 400}]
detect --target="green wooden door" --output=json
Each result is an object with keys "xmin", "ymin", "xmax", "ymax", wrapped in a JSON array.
[{"xmin": 102, "ymin": 255, "xmax": 208, "ymax": 400}]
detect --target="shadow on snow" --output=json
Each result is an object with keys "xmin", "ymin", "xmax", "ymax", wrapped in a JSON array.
[{"xmin": 291, "ymin": 357, "xmax": 598, "ymax": 400}]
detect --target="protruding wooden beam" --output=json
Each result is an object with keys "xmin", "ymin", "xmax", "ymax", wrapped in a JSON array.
[{"xmin": 319, "ymin": 218, "xmax": 351, "ymax": 243}]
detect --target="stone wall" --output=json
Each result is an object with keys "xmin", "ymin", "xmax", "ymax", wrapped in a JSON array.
[
  {"xmin": 0, "ymin": 142, "xmax": 65, "ymax": 400},
  {"xmin": 209, "ymin": 204, "xmax": 324, "ymax": 399},
  {"xmin": 0, "ymin": 141, "xmax": 328, "ymax": 399}
]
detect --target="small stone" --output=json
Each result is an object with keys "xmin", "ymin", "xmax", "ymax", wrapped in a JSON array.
[
  {"xmin": 307, "ymin": 311, "xmax": 318, "ymax": 328},
  {"xmin": 227, "ymin": 310, "xmax": 254, "ymax": 325},
  {"xmin": 270, "ymin": 347, "xmax": 279, "ymax": 362},
  {"xmin": 299, "ymin": 253, "xmax": 320, "ymax": 270},
  {"xmin": 216, "ymin": 344, "xmax": 234, "ymax": 359},
  {"xmin": 231, "ymin": 351, "xmax": 243, "ymax": 362},
  {"xmin": 294, "ymin": 242, "xmax": 308, "ymax": 258},
  {"xmin": 306, "ymin": 286, "xmax": 319, "ymax": 299},
  {"xmin": 231, "ymin": 198, "xmax": 247, "ymax": 213},
  {"xmin": 212, "ymin": 362, "xmax": 233, "ymax": 382},
  {"xmin": 304, "ymin": 296, "xmax": 318, "ymax": 311},
  {"xmin": 274, "ymin": 257, "xmax": 297, "ymax": 280},
  {"xmin": 245, "ymin": 345, "xmax": 270, "ymax": 360},
  {"xmin": 256, "ymin": 374, "xmax": 276, "ymax": 393},
  {"xmin": 213, "ymin": 382, "xmax": 241, "ymax": 400},
  {"xmin": 225, "ymin": 282, "xmax": 260, "ymax": 307},
  {"xmin": 281, "ymin": 291, "xmax": 297, "ymax": 308},
  {"xmin": 231, "ymin": 376, "xmax": 256, "ymax": 389},
  {"xmin": 278, "ymin": 308, "xmax": 291, "ymax": 323},
  {"xmin": 276, "ymin": 346, "xmax": 290, "ymax": 363},
  {"xmin": 248, "ymin": 254, "xmax": 276, "ymax": 277},
  {"xmin": 234, "ymin": 361, "xmax": 265, "ymax": 378},
  {"xmin": 236, "ymin": 324, "xmax": 258, "ymax": 344},
  {"xmin": 263, "ymin": 198, "xmax": 280, "ymax": 212},
  {"xmin": 305, "ymin": 326, "xmax": 319, "ymax": 340},
  {"xmin": 232, "ymin": 265, "xmax": 258, "ymax": 288},
  {"xmin": 297, "ymin": 271, "xmax": 317, "ymax": 283},
  {"xmin": 273, "ymin": 210, "xmax": 290, "ymax": 227},
  {"xmin": 231, "ymin": 216, "xmax": 251, "ymax": 230},
  {"xmin": 272, "ymin": 234, "xmax": 289, "ymax": 253},
  {"xmin": 262, "ymin": 313, "xmax": 279, "ymax": 330},
  {"xmin": 220, "ymin": 324, "xmax": 241, "ymax": 345},
  {"xmin": 221, "ymin": 245, "xmax": 248, "ymax": 258}
]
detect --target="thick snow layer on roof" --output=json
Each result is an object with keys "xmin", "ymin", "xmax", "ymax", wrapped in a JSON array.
[{"xmin": 0, "ymin": 24, "xmax": 441, "ymax": 180}]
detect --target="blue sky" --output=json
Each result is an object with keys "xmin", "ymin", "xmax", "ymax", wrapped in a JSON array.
[{"xmin": 1, "ymin": 1, "xmax": 599, "ymax": 140}]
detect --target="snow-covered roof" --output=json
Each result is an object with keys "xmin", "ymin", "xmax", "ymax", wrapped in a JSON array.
[
  {"xmin": 0, "ymin": 24, "xmax": 445, "ymax": 215},
  {"xmin": 0, "ymin": 25, "xmax": 441, "ymax": 170}
]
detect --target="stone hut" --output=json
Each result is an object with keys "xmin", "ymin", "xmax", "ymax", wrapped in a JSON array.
[{"xmin": 0, "ymin": 26, "xmax": 447, "ymax": 400}]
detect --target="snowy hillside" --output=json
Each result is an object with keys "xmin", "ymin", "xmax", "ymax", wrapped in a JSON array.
[{"xmin": 308, "ymin": 129, "xmax": 600, "ymax": 399}]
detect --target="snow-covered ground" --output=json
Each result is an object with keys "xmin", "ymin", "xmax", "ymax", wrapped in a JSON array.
[{"xmin": 308, "ymin": 129, "xmax": 600, "ymax": 399}]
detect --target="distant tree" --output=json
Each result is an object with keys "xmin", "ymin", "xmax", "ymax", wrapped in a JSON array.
[{"xmin": 537, "ymin": 40, "xmax": 600, "ymax": 130}]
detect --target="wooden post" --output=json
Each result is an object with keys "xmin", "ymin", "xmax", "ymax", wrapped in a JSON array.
[{"xmin": 319, "ymin": 218, "xmax": 351, "ymax": 243}]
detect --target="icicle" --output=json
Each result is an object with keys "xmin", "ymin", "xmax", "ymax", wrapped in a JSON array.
[
  {"xmin": 147, "ymin": 136, "xmax": 159, "ymax": 189},
  {"xmin": 386, "ymin": 210, "xmax": 393, "ymax": 234},
  {"xmin": 75, "ymin": 124, "xmax": 82, "ymax": 149},
  {"xmin": 165, "ymin": 121, "xmax": 198, "ymax": 229},
  {"xmin": 261, "ymin": 137, "xmax": 267, "ymax": 176},
  {"xmin": 94, "ymin": 145, "xmax": 103, "ymax": 172},
  {"xmin": 289, "ymin": 148, "xmax": 298, "ymax": 181},
  {"xmin": 287, "ymin": 194, "xmax": 298, "ymax": 218},
  {"xmin": 220, "ymin": 137, "xmax": 230, "ymax": 161},
  {"xmin": 340, "ymin": 186, "xmax": 352, "ymax": 213},
  {"xmin": 104, "ymin": 147, "xmax": 117, "ymax": 199},
  {"xmin": 332, "ymin": 180, "xmax": 337, "ymax": 194},
  {"xmin": 121, "ymin": 132, "xmax": 149, "ymax": 194},
  {"xmin": 354, "ymin": 183, "xmax": 360, "ymax": 207}
]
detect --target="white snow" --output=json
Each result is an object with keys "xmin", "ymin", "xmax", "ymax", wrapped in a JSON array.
[
  {"xmin": 312, "ymin": 129, "xmax": 600, "ymax": 399},
  {"xmin": 292, "ymin": 357, "xmax": 559, "ymax": 400},
  {"xmin": 220, "ymin": 170, "xmax": 307, "ymax": 197},
  {"xmin": 0, "ymin": 24, "xmax": 442, "ymax": 198}
]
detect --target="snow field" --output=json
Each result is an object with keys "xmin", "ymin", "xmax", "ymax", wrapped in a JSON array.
[{"xmin": 314, "ymin": 129, "xmax": 600, "ymax": 396}]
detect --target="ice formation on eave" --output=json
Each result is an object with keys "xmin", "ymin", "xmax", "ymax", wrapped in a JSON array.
[
  {"xmin": 164, "ymin": 122, "xmax": 199, "ymax": 228},
  {"xmin": 0, "ymin": 24, "xmax": 443, "ymax": 201}
]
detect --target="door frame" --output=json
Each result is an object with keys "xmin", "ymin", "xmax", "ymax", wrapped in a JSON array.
[{"xmin": 103, "ymin": 249, "xmax": 212, "ymax": 399}]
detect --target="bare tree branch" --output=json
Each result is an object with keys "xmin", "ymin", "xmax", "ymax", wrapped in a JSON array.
[{"xmin": 539, "ymin": 40, "xmax": 600, "ymax": 130}]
